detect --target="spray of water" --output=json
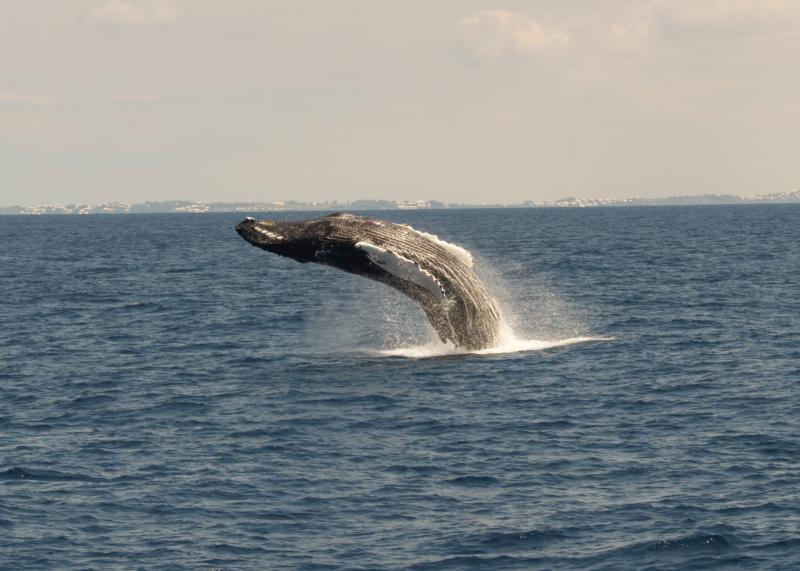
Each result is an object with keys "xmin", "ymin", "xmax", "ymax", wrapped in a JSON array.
[
  {"xmin": 302, "ymin": 246, "xmax": 608, "ymax": 358},
  {"xmin": 374, "ymin": 254, "xmax": 607, "ymax": 358}
]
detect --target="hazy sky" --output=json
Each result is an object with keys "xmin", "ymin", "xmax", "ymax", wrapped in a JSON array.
[{"xmin": 2, "ymin": 0, "xmax": 799, "ymax": 205}]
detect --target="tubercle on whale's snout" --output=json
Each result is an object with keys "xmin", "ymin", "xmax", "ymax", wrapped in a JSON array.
[
  {"xmin": 235, "ymin": 216, "xmax": 255, "ymax": 230},
  {"xmin": 235, "ymin": 217, "xmax": 287, "ymax": 246}
]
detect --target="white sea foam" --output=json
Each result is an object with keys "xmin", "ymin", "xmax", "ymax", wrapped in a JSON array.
[{"xmin": 378, "ymin": 322, "xmax": 610, "ymax": 359}]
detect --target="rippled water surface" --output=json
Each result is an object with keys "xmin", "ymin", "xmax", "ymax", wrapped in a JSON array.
[{"xmin": 1, "ymin": 206, "xmax": 799, "ymax": 570}]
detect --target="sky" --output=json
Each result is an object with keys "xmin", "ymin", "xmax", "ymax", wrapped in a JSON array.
[{"xmin": 2, "ymin": 0, "xmax": 799, "ymax": 206}]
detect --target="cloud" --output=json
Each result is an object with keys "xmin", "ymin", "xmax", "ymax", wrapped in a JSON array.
[
  {"xmin": 0, "ymin": 90, "xmax": 60, "ymax": 105},
  {"xmin": 106, "ymin": 95, "xmax": 161, "ymax": 103},
  {"xmin": 655, "ymin": 0, "xmax": 797, "ymax": 26},
  {"xmin": 456, "ymin": 10, "xmax": 570, "ymax": 65},
  {"xmin": 88, "ymin": 0, "xmax": 182, "ymax": 25},
  {"xmin": 456, "ymin": 2, "xmax": 800, "ymax": 76},
  {"xmin": 602, "ymin": 1, "xmax": 800, "ymax": 43}
]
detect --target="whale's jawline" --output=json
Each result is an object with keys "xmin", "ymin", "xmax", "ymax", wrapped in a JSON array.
[{"xmin": 236, "ymin": 213, "xmax": 501, "ymax": 350}]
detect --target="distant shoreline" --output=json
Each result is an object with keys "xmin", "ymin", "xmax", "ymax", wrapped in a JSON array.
[{"xmin": 2, "ymin": 192, "xmax": 798, "ymax": 215}]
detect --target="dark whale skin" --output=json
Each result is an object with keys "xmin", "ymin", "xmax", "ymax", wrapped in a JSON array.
[{"xmin": 235, "ymin": 213, "xmax": 501, "ymax": 350}]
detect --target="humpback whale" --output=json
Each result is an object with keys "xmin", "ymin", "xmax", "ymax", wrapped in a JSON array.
[{"xmin": 235, "ymin": 213, "xmax": 501, "ymax": 350}]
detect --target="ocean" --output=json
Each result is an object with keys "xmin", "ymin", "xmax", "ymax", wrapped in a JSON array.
[{"xmin": 1, "ymin": 205, "xmax": 798, "ymax": 570}]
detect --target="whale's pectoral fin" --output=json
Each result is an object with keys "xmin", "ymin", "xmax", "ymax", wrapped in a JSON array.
[{"xmin": 355, "ymin": 242, "xmax": 446, "ymax": 303}]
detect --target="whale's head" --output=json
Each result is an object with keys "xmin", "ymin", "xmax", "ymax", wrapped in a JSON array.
[{"xmin": 235, "ymin": 216, "xmax": 332, "ymax": 263}]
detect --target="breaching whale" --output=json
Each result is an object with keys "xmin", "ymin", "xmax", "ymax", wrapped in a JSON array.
[{"xmin": 235, "ymin": 213, "xmax": 501, "ymax": 350}]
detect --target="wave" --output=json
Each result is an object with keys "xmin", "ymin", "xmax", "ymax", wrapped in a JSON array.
[{"xmin": 0, "ymin": 466, "xmax": 99, "ymax": 482}]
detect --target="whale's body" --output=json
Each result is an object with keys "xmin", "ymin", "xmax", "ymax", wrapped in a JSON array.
[{"xmin": 235, "ymin": 213, "xmax": 501, "ymax": 350}]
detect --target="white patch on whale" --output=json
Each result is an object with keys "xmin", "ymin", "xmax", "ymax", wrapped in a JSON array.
[
  {"xmin": 403, "ymin": 225, "xmax": 474, "ymax": 268},
  {"xmin": 355, "ymin": 242, "xmax": 445, "ymax": 302},
  {"xmin": 255, "ymin": 226, "xmax": 283, "ymax": 240}
]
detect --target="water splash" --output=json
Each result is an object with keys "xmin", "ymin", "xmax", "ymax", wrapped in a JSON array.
[
  {"xmin": 304, "ymin": 237, "xmax": 607, "ymax": 358},
  {"xmin": 373, "ymin": 250, "xmax": 609, "ymax": 358},
  {"xmin": 378, "ymin": 321, "xmax": 609, "ymax": 358}
]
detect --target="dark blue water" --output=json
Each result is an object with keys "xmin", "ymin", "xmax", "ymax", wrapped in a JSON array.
[{"xmin": 1, "ymin": 206, "xmax": 798, "ymax": 570}]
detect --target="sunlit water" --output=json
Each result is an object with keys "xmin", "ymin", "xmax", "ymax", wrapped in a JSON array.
[{"xmin": 1, "ymin": 206, "xmax": 798, "ymax": 570}]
